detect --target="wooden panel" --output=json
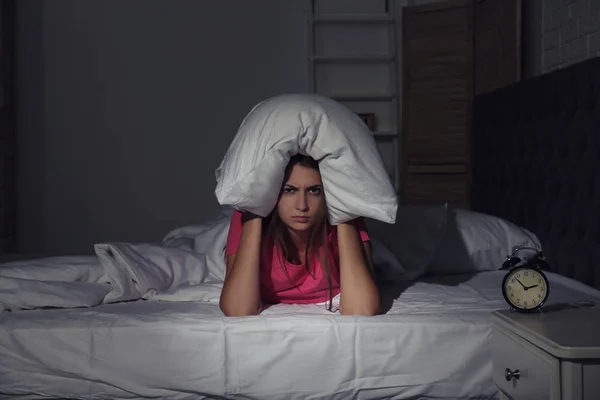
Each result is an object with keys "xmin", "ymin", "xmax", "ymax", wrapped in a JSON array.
[
  {"xmin": 402, "ymin": 0, "xmax": 472, "ymax": 165},
  {"xmin": 407, "ymin": 164, "xmax": 467, "ymax": 174},
  {"xmin": 402, "ymin": 0, "xmax": 473, "ymax": 207},
  {"xmin": 404, "ymin": 173, "xmax": 469, "ymax": 206},
  {"xmin": 474, "ymin": 0, "xmax": 522, "ymax": 94}
]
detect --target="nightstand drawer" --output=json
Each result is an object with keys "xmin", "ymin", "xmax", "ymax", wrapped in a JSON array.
[{"xmin": 492, "ymin": 325, "xmax": 560, "ymax": 400}]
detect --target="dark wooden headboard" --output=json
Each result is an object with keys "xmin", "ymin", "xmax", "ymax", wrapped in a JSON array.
[{"xmin": 471, "ymin": 56, "xmax": 600, "ymax": 290}]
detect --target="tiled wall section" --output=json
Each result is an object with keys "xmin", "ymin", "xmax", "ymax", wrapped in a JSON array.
[{"xmin": 542, "ymin": 0, "xmax": 600, "ymax": 73}]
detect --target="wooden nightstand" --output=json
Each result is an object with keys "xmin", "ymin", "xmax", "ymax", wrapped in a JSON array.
[{"xmin": 491, "ymin": 307, "xmax": 600, "ymax": 400}]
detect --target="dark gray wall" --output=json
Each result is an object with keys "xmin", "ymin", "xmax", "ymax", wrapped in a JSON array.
[{"xmin": 16, "ymin": 0, "xmax": 311, "ymax": 255}]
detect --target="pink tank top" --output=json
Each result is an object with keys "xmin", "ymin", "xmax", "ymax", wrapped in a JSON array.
[{"xmin": 225, "ymin": 210, "xmax": 370, "ymax": 304}]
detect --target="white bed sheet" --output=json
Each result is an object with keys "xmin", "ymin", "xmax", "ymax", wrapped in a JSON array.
[{"xmin": 2, "ymin": 270, "xmax": 600, "ymax": 400}]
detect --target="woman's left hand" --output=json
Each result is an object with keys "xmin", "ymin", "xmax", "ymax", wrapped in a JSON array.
[{"xmin": 336, "ymin": 221, "xmax": 380, "ymax": 316}]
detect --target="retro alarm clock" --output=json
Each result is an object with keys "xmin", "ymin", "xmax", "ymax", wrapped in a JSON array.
[{"xmin": 501, "ymin": 246, "xmax": 550, "ymax": 312}]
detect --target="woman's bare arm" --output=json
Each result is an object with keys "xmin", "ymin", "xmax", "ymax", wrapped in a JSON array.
[
  {"xmin": 337, "ymin": 222, "xmax": 381, "ymax": 316},
  {"xmin": 219, "ymin": 214, "xmax": 263, "ymax": 316}
]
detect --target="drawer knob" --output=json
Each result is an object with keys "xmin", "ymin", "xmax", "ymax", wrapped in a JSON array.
[{"xmin": 505, "ymin": 368, "xmax": 520, "ymax": 381}]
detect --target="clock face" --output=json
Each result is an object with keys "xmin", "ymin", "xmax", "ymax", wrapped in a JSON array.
[{"xmin": 502, "ymin": 267, "xmax": 549, "ymax": 311}]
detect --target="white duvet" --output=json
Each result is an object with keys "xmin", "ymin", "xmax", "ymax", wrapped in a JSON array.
[
  {"xmin": 0, "ymin": 213, "xmax": 233, "ymax": 314},
  {"xmin": 0, "ymin": 209, "xmax": 403, "ymax": 315},
  {"xmin": 2, "ymin": 271, "xmax": 600, "ymax": 400}
]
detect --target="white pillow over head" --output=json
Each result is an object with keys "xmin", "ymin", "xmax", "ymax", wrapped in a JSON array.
[{"xmin": 214, "ymin": 93, "xmax": 398, "ymax": 225}]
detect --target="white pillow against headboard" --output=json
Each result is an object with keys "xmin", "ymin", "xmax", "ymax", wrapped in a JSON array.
[
  {"xmin": 427, "ymin": 208, "xmax": 542, "ymax": 274},
  {"xmin": 366, "ymin": 204, "xmax": 448, "ymax": 282}
]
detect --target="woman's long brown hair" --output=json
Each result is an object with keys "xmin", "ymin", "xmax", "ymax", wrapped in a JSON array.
[{"xmin": 264, "ymin": 154, "xmax": 334, "ymax": 311}]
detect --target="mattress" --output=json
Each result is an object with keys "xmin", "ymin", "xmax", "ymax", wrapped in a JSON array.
[{"xmin": 1, "ymin": 270, "xmax": 599, "ymax": 400}]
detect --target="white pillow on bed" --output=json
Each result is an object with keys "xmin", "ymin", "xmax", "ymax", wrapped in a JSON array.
[
  {"xmin": 427, "ymin": 208, "xmax": 542, "ymax": 274},
  {"xmin": 366, "ymin": 204, "xmax": 448, "ymax": 282},
  {"xmin": 214, "ymin": 93, "xmax": 398, "ymax": 225}
]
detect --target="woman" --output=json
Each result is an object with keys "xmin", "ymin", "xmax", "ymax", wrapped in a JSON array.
[{"xmin": 219, "ymin": 154, "xmax": 381, "ymax": 317}]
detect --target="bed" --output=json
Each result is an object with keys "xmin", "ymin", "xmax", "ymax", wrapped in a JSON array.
[{"xmin": 1, "ymin": 56, "xmax": 600, "ymax": 399}]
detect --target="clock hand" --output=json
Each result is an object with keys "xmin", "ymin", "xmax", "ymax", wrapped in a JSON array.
[
  {"xmin": 515, "ymin": 278, "xmax": 527, "ymax": 289},
  {"xmin": 526, "ymin": 284, "xmax": 538, "ymax": 289}
]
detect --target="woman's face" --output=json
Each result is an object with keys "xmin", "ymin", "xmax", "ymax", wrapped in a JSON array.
[{"xmin": 277, "ymin": 164, "xmax": 324, "ymax": 233}]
